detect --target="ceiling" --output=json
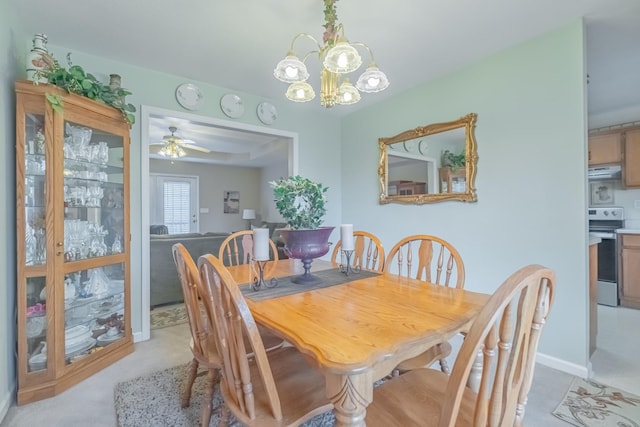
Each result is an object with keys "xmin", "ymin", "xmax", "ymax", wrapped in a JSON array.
[{"xmin": 11, "ymin": 0, "xmax": 640, "ymax": 165}]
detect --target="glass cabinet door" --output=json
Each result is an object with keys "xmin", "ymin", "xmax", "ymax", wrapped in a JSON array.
[
  {"xmin": 22, "ymin": 111, "xmax": 49, "ymax": 373},
  {"xmin": 63, "ymin": 120, "xmax": 125, "ymax": 262}
]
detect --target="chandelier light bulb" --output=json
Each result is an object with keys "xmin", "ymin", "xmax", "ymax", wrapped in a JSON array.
[
  {"xmin": 367, "ymin": 77, "xmax": 380, "ymax": 87},
  {"xmin": 337, "ymin": 53, "xmax": 348, "ymax": 68},
  {"xmin": 286, "ymin": 66, "xmax": 299, "ymax": 79}
]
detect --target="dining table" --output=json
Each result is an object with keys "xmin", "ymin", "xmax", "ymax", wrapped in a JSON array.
[{"xmin": 226, "ymin": 258, "xmax": 490, "ymax": 427}]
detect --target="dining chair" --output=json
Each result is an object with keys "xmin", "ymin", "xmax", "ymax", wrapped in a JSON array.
[
  {"xmin": 219, "ymin": 230, "xmax": 280, "ymax": 266},
  {"xmin": 385, "ymin": 234, "xmax": 466, "ymax": 373},
  {"xmin": 197, "ymin": 254, "xmax": 333, "ymax": 427},
  {"xmin": 172, "ymin": 244, "xmax": 284, "ymax": 427},
  {"xmin": 330, "ymin": 230, "xmax": 386, "ymax": 272},
  {"xmin": 365, "ymin": 264, "xmax": 556, "ymax": 427}
]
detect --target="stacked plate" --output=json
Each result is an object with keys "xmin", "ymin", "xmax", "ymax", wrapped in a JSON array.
[{"xmin": 64, "ymin": 325, "xmax": 95, "ymax": 357}]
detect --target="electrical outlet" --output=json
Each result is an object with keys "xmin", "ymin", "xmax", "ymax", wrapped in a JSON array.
[{"xmin": 635, "ymin": 200, "xmax": 640, "ymax": 209}]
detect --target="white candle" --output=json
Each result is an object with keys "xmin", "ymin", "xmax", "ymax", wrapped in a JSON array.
[
  {"xmin": 340, "ymin": 224, "xmax": 354, "ymax": 251},
  {"xmin": 253, "ymin": 228, "xmax": 270, "ymax": 261}
]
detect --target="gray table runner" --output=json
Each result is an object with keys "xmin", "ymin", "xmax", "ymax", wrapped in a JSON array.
[{"xmin": 240, "ymin": 268, "xmax": 381, "ymax": 302}]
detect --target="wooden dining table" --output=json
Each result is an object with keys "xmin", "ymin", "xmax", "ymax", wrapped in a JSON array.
[{"xmin": 226, "ymin": 259, "xmax": 490, "ymax": 427}]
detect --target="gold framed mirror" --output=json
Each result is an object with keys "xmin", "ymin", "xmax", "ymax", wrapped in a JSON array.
[{"xmin": 378, "ymin": 113, "xmax": 478, "ymax": 204}]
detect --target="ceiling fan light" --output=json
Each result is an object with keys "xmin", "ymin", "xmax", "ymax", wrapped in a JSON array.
[
  {"xmin": 336, "ymin": 80, "xmax": 361, "ymax": 105},
  {"xmin": 286, "ymin": 82, "xmax": 315, "ymax": 102},
  {"xmin": 323, "ymin": 40, "xmax": 362, "ymax": 74},
  {"xmin": 356, "ymin": 66, "xmax": 389, "ymax": 93},
  {"xmin": 274, "ymin": 55, "xmax": 309, "ymax": 83}
]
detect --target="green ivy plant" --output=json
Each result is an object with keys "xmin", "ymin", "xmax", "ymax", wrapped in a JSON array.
[
  {"xmin": 35, "ymin": 52, "xmax": 136, "ymax": 126},
  {"xmin": 270, "ymin": 175, "xmax": 328, "ymax": 230}
]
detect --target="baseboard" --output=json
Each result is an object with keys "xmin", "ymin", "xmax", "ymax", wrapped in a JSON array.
[
  {"xmin": 133, "ymin": 330, "xmax": 147, "ymax": 343},
  {"xmin": 536, "ymin": 351, "xmax": 589, "ymax": 378},
  {"xmin": 0, "ymin": 387, "xmax": 13, "ymax": 424}
]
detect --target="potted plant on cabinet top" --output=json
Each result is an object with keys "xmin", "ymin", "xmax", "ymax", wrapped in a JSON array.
[{"xmin": 270, "ymin": 175, "xmax": 334, "ymax": 284}]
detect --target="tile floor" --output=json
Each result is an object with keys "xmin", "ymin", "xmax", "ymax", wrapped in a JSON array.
[{"xmin": 2, "ymin": 304, "xmax": 639, "ymax": 427}]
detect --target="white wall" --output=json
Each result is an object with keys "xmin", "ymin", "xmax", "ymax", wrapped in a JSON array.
[
  {"xmin": 0, "ymin": 1, "xmax": 21, "ymax": 417},
  {"xmin": 260, "ymin": 159, "xmax": 289, "ymax": 223},
  {"xmin": 150, "ymin": 160, "xmax": 263, "ymax": 232},
  {"xmin": 341, "ymin": 21, "xmax": 590, "ymax": 373}
]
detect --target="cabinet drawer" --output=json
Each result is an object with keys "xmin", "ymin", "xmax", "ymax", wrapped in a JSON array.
[{"xmin": 622, "ymin": 234, "xmax": 640, "ymax": 247}]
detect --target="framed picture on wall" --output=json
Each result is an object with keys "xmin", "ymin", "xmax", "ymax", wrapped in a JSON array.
[
  {"xmin": 223, "ymin": 190, "xmax": 240, "ymax": 213},
  {"xmin": 590, "ymin": 181, "xmax": 615, "ymax": 206}
]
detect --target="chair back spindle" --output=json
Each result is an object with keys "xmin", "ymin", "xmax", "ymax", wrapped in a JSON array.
[{"xmin": 198, "ymin": 254, "xmax": 283, "ymax": 421}]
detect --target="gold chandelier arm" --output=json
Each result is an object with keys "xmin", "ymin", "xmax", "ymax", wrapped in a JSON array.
[
  {"xmin": 349, "ymin": 41, "xmax": 376, "ymax": 65},
  {"xmin": 289, "ymin": 33, "xmax": 322, "ymax": 53}
]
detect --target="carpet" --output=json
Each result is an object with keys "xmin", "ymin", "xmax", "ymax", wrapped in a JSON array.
[
  {"xmin": 114, "ymin": 363, "xmax": 337, "ymax": 427},
  {"xmin": 150, "ymin": 303, "xmax": 188, "ymax": 330},
  {"xmin": 552, "ymin": 377, "xmax": 640, "ymax": 427}
]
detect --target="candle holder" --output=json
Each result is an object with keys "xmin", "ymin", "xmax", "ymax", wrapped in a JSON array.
[
  {"xmin": 251, "ymin": 259, "xmax": 278, "ymax": 291},
  {"xmin": 339, "ymin": 250, "xmax": 361, "ymax": 276}
]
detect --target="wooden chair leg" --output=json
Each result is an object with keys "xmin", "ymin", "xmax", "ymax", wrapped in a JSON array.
[
  {"xmin": 182, "ymin": 358, "xmax": 199, "ymax": 408},
  {"xmin": 200, "ymin": 368, "xmax": 218, "ymax": 427},
  {"xmin": 219, "ymin": 401, "xmax": 231, "ymax": 427}
]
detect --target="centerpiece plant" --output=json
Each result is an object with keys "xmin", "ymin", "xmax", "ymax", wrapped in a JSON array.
[
  {"xmin": 270, "ymin": 175, "xmax": 332, "ymax": 285},
  {"xmin": 270, "ymin": 175, "xmax": 328, "ymax": 229}
]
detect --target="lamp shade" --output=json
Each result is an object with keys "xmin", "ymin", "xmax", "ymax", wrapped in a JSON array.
[
  {"xmin": 323, "ymin": 40, "xmax": 362, "ymax": 74},
  {"xmin": 242, "ymin": 209, "xmax": 256, "ymax": 220},
  {"xmin": 286, "ymin": 81, "xmax": 316, "ymax": 102},
  {"xmin": 356, "ymin": 65, "xmax": 390, "ymax": 93},
  {"xmin": 274, "ymin": 55, "xmax": 309, "ymax": 83}
]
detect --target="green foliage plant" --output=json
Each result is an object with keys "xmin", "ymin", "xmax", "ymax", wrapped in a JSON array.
[
  {"xmin": 270, "ymin": 175, "xmax": 328, "ymax": 230},
  {"xmin": 34, "ymin": 52, "xmax": 136, "ymax": 126},
  {"xmin": 441, "ymin": 149, "xmax": 466, "ymax": 171}
]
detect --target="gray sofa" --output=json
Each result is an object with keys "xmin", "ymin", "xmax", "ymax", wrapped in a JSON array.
[
  {"xmin": 149, "ymin": 222, "xmax": 288, "ymax": 307},
  {"xmin": 150, "ymin": 232, "xmax": 230, "ymax": 307}
]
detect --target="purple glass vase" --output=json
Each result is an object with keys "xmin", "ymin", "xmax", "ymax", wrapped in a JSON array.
[{"xmin": 279, "ymin": 226, "xmax": 334, "ymax": 285}]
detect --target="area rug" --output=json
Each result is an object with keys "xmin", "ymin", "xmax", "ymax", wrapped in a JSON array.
[
  {"xmin": 114, "ymin": 363, "xmax": 336, "ymax": 427},
  {"xmin": 552, "ymin": 377, "xmax": 640, "ymax": 426},
  {"xmin": 150, "ymin": 303, "xmax": 188, "ymax": 330}
]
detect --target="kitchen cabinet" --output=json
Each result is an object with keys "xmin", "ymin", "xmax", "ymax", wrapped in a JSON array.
[
  {"xmin": 589, "ymin": 242, "xmax": 598, "ymax": 356},
  {"xmin": 620, "ymin": 233, "xmax": 640, "ymax": 309},
  {"xmin": 15, "ymin": 80, "xmax": 132, "ymax": 404},
  {"xmin": 623, "ymin": 128, "xmax": 640, "ymax": 187},
  {"xmin": 439, "ymin": 167, "xmax": 466, "ymax": 193},
  {"xmin": 588, "ymin": 131, "xmax": 622, "ymax": 165}
]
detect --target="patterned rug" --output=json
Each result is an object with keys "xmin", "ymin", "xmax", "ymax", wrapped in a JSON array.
[
  {"xmin": 552, "ymin": 377, "xmax": 640, "ymax": 426},
  {"xmin": 114, "ymin": 363, "xmax": 336, "ymax": 427},
  {"xmin": 150, "ymin": 303, "xmax": 188, "ymax": 330}
]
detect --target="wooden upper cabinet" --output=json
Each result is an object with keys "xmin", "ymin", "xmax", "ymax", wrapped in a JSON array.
[
  {"xmin": 588, "ymin": 131, "xmax": 622, "ymax": 165},
  {"xmin": 624, "ymin": 128, "xmax": 640, "ymax": 188}
]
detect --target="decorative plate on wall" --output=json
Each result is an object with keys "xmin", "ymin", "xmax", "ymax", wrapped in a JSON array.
[
  {"xmin": 220, "ymin": 94, "xmax": 245, "ymax": 118},
  {"xmin": 175, "ymin": 83, "xmax": 204, "ymax": 110},
  {"xmin": 257, "ymin": 101, "xmax": 278, "ymax": 125}
]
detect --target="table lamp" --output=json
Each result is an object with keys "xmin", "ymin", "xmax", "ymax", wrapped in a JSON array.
[{"xmin": 242, "ymin": 208, "xmax": 256, "ymax": 230}]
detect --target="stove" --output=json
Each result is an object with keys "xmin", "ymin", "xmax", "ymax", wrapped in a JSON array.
[{"xmin": 588, "ymin": 207, "xmax": 624, "ymax": 306}]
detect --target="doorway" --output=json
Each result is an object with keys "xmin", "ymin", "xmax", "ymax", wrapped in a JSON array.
[{"xmin": 139, "ymin": 105, "xmax": 298, "ymax": 341}]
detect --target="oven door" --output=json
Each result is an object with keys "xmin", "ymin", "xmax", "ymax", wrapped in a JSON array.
[{"xmin": 590, "ymin": 231, "xmax": 619, "ymax": 306}]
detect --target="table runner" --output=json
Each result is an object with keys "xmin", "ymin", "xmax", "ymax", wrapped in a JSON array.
[{"xmin": 240, "ymin": 268, "xmax": 381, "ymax": 301}]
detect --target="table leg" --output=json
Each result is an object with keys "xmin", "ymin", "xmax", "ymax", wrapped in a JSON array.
[{"xmin": 325, "ymin": 372, "xmax": 373, "ymax": 427}]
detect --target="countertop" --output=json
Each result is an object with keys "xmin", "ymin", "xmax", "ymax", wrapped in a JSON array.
[
  {"xmin": 589, "ymin": 235, "xmax": 602, "ymax": 245},
  {"xmin": 617, "ymin": 229, "xmax": 640, "ymax": 234}
]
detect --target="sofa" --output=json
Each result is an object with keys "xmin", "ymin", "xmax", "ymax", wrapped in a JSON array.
[
  {"xmin": 149, "ymin": 223, "xmax": 288, "ymax": 307},
  {"xmin": 150, "ymin": 232, "xmax": 230, "ymax": 307}
]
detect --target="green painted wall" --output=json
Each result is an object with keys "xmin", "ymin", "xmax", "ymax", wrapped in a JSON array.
[{"xmin": 341, "ymin": 21, "xmax": 589, "ymax": 369}]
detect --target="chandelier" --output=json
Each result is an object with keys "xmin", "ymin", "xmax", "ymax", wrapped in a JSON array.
[
  {"xmin": 158, "ymin": 142, "xmax": 186, "ymax": 158},
  {"xmin": 273, "ymin": 0, "xmax": 389, "ymax": 108}
]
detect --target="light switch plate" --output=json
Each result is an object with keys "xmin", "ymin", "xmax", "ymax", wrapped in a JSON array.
[{"xmin": 199, "ymin": 208, "xmax": 209, "ymax": 213}]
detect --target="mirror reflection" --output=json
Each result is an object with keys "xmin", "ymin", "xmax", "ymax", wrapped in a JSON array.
[{"xmin": 378, "ymin": 114, "xmax": 478, "ymax": 204}]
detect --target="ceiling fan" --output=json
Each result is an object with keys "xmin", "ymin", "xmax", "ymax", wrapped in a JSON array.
[{"xmin": 151, "ymin": 126, "xmax": 211, "ymax": 158}]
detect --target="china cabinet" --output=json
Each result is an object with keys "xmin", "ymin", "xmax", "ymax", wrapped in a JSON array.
[
  {"xmin": 15, "ymin": 80, "xmax": 132, "ymax": 404},
  {"xmin": 438, "ymin": 167, "xmax": 466, "ymax": 193}
]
